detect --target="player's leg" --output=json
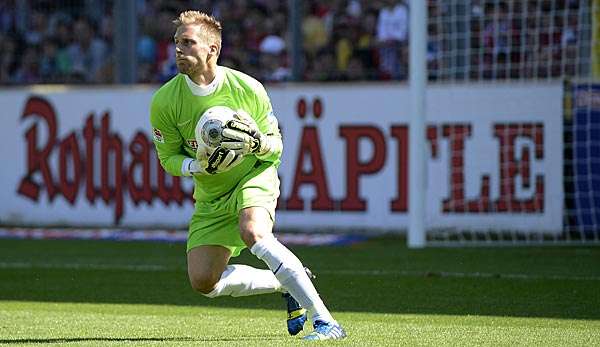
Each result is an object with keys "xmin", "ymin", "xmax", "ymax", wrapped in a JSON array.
[
  {"xmin": 187, "ymin": 199, "xmax": 285, "ymax": 298},
  {"xmin": 234, "ymin": 164, "xmax": 343, "ymax": 338},
  {"xmin": 239, "ymin": 207, "xmax": 345, "ymax": 339},
  {"xmin": 188, "ymin": 244, "xmax": 282, "ymax": 297},
  {"xmin": 187, "ymin": 245, "xmax": 229, "ymax": 295},
  {"xmin": 187, "ymin": 231, "xmax": 307, "ymax": 335}
]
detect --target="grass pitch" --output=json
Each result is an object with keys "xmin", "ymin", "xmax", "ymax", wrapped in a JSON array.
[{"xmin": 0, "ymin": 237, "xmax": 599, "ymax": 346}]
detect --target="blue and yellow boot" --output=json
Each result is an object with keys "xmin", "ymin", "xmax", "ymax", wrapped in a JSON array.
[
  {"xmin": 283, "ymin": 293, "xmax": 307, "ymax": 335},
  {"xmin": 283, "ymin": 267, "xmax": 315, "ymax": 335}
]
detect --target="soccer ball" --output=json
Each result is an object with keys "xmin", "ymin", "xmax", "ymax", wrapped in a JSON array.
[
  {"xmin": 195, "ymin": 106, "xmax": 236, "ymax": 150},
  {"xmin": 194, "ymin": 106, "xmax": 243, "ymax": 171}
]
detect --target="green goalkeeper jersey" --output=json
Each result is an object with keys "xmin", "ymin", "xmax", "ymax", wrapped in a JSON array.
[{"xmin": 150, "ymin": 66, "xmax": 282, "ymax": 203}]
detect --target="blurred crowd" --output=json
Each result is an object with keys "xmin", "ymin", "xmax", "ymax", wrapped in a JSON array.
[
  {"xmin": 0, "ymin": 0, "xmax": 588, "ymax": 85},
  {"xmin": 0, "ymin": 0, "xmax": 113, "ymax": 84},
  {"xmin": 427, "ymin": 0, "xmax": 585, "ymax": 80}
]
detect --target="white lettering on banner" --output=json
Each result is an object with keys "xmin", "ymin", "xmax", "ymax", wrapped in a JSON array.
[{"xmin": 0, "ymin": 84, "xmax": 563, "ymax": 232}]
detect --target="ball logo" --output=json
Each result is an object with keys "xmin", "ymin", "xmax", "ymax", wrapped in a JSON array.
[{"xmin": 201, "ymin": 119, "xmax": 223, "ymax": 147}]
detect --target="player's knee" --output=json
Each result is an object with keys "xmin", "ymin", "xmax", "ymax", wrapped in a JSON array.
[
  {"xmin": 239, "ymin": 208, "xmax": 273, "ymax": 247},
  {"xmin": 189, "ymin": 273, "xmax": 219, "ymax": 295},
  {"xmin": 239, "ymin": 225, "xmax": 261, "ymax": 246}
]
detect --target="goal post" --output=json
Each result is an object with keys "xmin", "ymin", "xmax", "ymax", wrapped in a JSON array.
[{"xmin": 408, "ymin": 0, "xmax": 427, "ymax": 248}]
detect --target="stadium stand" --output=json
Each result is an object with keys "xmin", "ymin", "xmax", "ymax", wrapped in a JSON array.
[{"xmin": 0, "ymin": 0, "xmax": 591, "ymax": 84}]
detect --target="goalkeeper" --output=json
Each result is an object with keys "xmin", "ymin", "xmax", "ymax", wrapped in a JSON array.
[{"xmin": 149, "ymin": 10, "xmax": 346, "ymax": 340}]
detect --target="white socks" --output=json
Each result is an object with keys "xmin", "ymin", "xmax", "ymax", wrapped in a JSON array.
[
  {"xmin": 250, "ymin": 234, "xmax": 335, "ymax": 324},
  {"xmin": 200, "ymin": 235, "xmax": 336, "ymax": 325},
  {"xmin": 203, "ymin": 264, "xmax": 282, "ymax": 298}
]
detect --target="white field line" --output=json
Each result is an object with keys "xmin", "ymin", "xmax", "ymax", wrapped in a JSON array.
[
  {"xmin": 329, "ymin": 269, "xmax": 600, "ymax": 281},
  {"xmin": 0, "ymin": 262, "xmax": 172, "ymax": 272},
  {"xmin": 0, "ymin": 261, "xmax": 599, "ymax": 281}
]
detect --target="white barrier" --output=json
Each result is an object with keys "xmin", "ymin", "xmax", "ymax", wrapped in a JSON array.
[{"xmin": 0, "ymin": 83, "xmax": 563, "ymax": 233}]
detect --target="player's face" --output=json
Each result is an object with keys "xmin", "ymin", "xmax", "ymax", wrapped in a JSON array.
[{"xmin": 174, "ymin": 24, "xmax": 216, "ymax": 75}]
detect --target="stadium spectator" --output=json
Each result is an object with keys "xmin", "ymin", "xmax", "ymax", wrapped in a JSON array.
[
  {"xmin": 24, "ymin": 10, "xmax": 47, "ymax": 47},
  {"xmin": 335, "ymin": 22, "xmax": 354, "ymax": 77},
  {"xmin": 137, "ymin": 20, "xmax": 159, "ymax": 83},
  {"xmin": 0, "ymin": 1, "xmax": 17, "ymax": 34},
  {"xmin": 52, "ymin": 19, "xmax": 74, "ymax": 81},
  {"xmin": 481, "ymin": 1, "xmax": 510, "ymax": 79},
  {"xmin": 354, "ymin": 8, "xmax": 380, "ymax": 80},
  {"xmin": 427, "ymin": 21, "xmax": 440, "ymax": 81},
  {"xmin": 302, "ymin": 2, "xmax": 330, "ymax": 59},
  {"xmin": 39, "ymin": 39, "xmax": 59, "ymax": 82},
  {"xmin": 257, "ymin": 16, "xmax": 290, "ymax": 82},
  {"xmin": 67, "ymin": 18, "xmax": 110, "ymax": 83},
  {"xmin": 562, "ymin": 13, "xmax": 579, "ymax": 76},
  {"xmin": 305, "ymin": 51, "xmax": 337, "ymax": 81},
  {"xmin": 376, "ymin": 0, "xmax": 408, "ymax": 80},
  {"xmin": 13, "ymin": 46, "xmax": 40, "ymax": 84},
  {"xmin": 0, "ymin": 34, "xmax": 18, "ymax": 84}
]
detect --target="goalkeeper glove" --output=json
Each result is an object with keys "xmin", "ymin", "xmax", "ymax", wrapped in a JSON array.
[
  {"xmin": 183, "ymin": 147, "xmax": 242, "ymax": 176},
  {"xmin": 221, "ymin": 113, "xmax": 274, "ymax": 157}
]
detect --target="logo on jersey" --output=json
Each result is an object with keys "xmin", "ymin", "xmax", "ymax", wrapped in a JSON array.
[
  {"xmin": 186, "ymin": 139, "xmax": 198, "ymax": 151},
  {"xmin": 152, "ymin": 128, "xmax": 164, "ymax": 143}
]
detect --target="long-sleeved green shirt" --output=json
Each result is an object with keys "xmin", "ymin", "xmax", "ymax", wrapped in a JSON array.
[{"xmin": 150, "ymin": 66, "xmax": 282, "ymax": 203}]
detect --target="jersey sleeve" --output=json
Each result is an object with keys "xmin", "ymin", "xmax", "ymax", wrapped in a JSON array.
[
  {"xmin": 252, "ymin": 84, "xmax": 283, "ymax": 164},
  {"xmin": 150, "ymin": 96, "xmax": 189, "ymax": 176}
]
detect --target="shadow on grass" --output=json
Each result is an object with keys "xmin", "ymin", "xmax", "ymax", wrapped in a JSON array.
[
  {"xmin": 0, "ymin": 335, "xmax": 284, "ymax": 344},
  {"xmin": 1, "ymin": 238, "xmax": 599, "ymax": 320}
]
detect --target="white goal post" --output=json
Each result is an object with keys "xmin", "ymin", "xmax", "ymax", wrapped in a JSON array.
[{"xmin": 408, "ymin": 0, "xmax": 427, "ymax": 248}]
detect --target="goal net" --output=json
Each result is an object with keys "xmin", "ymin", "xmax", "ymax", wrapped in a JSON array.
[
  {"xmin": 427, "ymin": 0, "xmax": 592, "ymax": 82},
  {"xmin": 422, "ymin": 0, "xmax": 599, "ymax": 245}
]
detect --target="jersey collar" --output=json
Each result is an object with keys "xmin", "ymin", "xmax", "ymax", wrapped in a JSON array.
[{"xmin": 183, "ymin": 66, "xmax": 224, "ymax": 96}]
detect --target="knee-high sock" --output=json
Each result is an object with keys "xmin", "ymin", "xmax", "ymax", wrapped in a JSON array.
[
  {"xmin": 203, "ymin": 264, "xmax": 282, "ymax": 298},
  {"xmin": 250, "ymin": 234, "xmax": 335, "ymax": 324}
]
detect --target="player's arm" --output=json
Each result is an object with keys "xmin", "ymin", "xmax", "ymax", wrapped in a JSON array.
[
  {"xmin": 150, "ymin": 98, "xmax": 191, "ymax": 176},
  {"xmin": 221, "ymin": 85, "xmax": 283, "ymax": 163},
  {"xmin": 151, "ymin": 99, "xmax": 242, "ymax": 176},
  {"xmin": 254, "ymin": 83, "xmax": 283, "ymax": 163},
  {"xmin": 254, "ymin": 109, "xmax": 283, "ymax": 163},
  {"xmin": 221, "ymin": 112, "xmax": 282, "ymax": 161}
]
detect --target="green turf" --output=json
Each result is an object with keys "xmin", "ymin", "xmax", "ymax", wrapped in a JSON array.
[{"xmin": 0, "ymin": 237, "xmax": 599, "ymax": 346}]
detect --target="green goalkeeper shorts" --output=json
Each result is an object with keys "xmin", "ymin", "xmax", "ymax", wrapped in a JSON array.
[{"xmin": 187, "ymin": 162, "xmax": 279, "ymax": 257}]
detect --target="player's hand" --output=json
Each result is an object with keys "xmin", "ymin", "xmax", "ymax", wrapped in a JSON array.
[
  {"xmin": 189, "ymin": 147, "xmax": 243, "ymax": 175},
  {"xmin": 221, "ymin": 113, "xmax": 269, "ymax": 156}
]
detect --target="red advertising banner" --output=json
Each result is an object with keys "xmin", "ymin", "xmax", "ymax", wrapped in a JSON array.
[{"xmin": 0, "ymin": 83, "xmax": 563, "ymax": 233}]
